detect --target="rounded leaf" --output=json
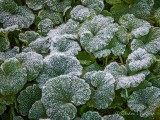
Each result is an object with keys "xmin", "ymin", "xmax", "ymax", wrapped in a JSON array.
[
  {"xmin": 26, "ymin": 0, "xmax": 43, "ymax": 10},
  {"xmin": 0, "ymin": 58, "xmax": 27, "ymax": 95},
  {"xmin": 81, "ymin": 111, "xmax": 101, "ymax": 120},
  {"xmin": 128, "ymin": 87, "xmax": 160, "ymax": 118},
  {"xmin": 0, "ymin": 37, "xmax": 10, "ymax": 52},
  {"xmin": 84, "ymin": 71, "xmax": 115, "ymax": 109},
  {"xmin": 17, "ymin": 84, "xmax": 42, "ymax": 116},
  {"xmin": 16, "ymin": 52, "xmax": 43, "ymax": 81},
  {"xmin": 41, "ymin": 75, "xmax": 91, "ymax": 120},
  {"xmin": 37, "ymin": 54, "xmax": 82, "ymax": 87},
  {"xmin": 103, "ymin": 114, "xmax": 124, "ymax": 120}
]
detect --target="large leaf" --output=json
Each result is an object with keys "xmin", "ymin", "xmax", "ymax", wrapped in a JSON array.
[
  {"xmin": 0, "ymin": 58, "xmax": 27, "ymax": 95},
  {"xmin": 128, "ymin": 87, "xmax": 160, "ymax": 118},
  {"xmin": 41, "ymin": 75, "xmax": 91, "ymax": 120},
  {"xmin": 37, "ymin": 54, "xmax": 82, "ymax": 87},
  {"xmin": 84, "ymin": 71, "xmax": 115, "ymax": 109}
]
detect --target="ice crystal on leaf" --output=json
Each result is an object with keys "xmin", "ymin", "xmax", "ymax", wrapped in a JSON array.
[
  {"xmin": 17, "ymin": 84, "xmax": 42, "ymax": 116},
  {"xmin": 41, "ymin": 75, "xmax": 91, "ymax": 120},
  {"xmin": 103, "ymin": 114, "xmax": 124, "ymax": 120},
  {"xmin": 83, "ymin": 71, "xmax": 115, "ymax": 109},
  {"xmin": 37, "ymin": 54, "xmax": 82, "ymax": 87},
  {"xmin": 16, "ymin": 52, "xmax": 43, "ymax": 81},
  {"xmin": 126, "ymin": 48, "xmax": 155, "ymax": 72},
  {"xmin": 0, "ymin": 58, "xmax": 27, "ymax": 95},
  {"xmin": 81, "ymin": 111, "xmax": 101, "ymax": 120},
  {"xmin": 50, "ymin": 35, "xmax": 81, "ymax": 56},
  {"xmin": 128, "ymin": 87, "xmax": 160, "ymax": 118},
  {"xmin": 26, "ymin": 0, "xmax": 43, "ymax": 11}
]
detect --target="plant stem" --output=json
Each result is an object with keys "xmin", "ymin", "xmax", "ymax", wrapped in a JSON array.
[{"xmin": 119, "ymin": 56, "xmax": 124, "ymax": 64}]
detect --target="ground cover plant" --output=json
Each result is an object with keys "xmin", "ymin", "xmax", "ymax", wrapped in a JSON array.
[{"xmin": 0, "ymin": 0, "xmax": 160, "ymax": 120}]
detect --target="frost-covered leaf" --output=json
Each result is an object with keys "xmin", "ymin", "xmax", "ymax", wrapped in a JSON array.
[
  {"xmin": 154, "ymin": 8, "xmax": 160, "ymax": 26},
  {"xmin": 16, "ymin": 52, "xmax": 43, "ymax": 81},
  {"xmin": 13, "ymin": 116, "xmax": 24, "ymax": 120},
  {"xmin": 37, "ymin": 54, "xmax": 82, "ymax": 87},
  {"xmin": 104, "ymin": 62, "xmax": 149, "ymax": 89},
  {"xmin": 0, "ymin": 104, "xmax": 6, "ymax": 115},
  {"xmin": 0, "ymin": 25, "xmax": 19, "ymax": 33},
  {"xmin": 84, "ymin": 71, "xmax": 115, "ymax": 109},
  {"xmin": 50, "ymin": 35, "xmax": 81, "ymax": 56},
  {"xmin": 48, "ymin": 19, "xmax": 80, "ymax": 37},
  {"xmin": 26, "ymin": 0, "xmax": 43, "ymax": 10},
  {"xmin": 81, "ymin": 111, "xmax": 101, "ymax": 120},
  {"xmin": 119, "ymin": 14, "xmax": 151, "ymax": 38},
  {"xmin": 28, "ymin": 100, "xmax": 46, "ymax": 119},
  {"xmin": 17, "ymin": 84, "xmax": 42, "ymax": 116},
  {"xmin": 0, "ymin": 6, "xmax": 35, "ymax": 29},
  {"xmin": 79, "ymin": 15, "xmax": 118, "ymax": 58},
  {"xmin": 38, "ymin": 18, "xmax": 53, "ymax": 36},
  {"xmin": 131, "ymin": 27, "xmax": 160, "ymax": 54},
  {"xmin": 41, "ymin": 75, "xmax": 91, "ymax": 120},
  {"xmin": 0, "ymin": 58, "xmax": 27, "ymax": 95},
  {"xmin": 81, "ymin": 0, "xmax": 104, "ymax": 14},
  {"xmin": 126, "ymin": 48, "xmax": 155, "ymax": 72},
  {"xmin": 103, "ymin": 114, "xmax": 124, "ymax": 120},
  {"xmin": 71, "ymin": 5, "xmax": 96, "ymax": 22},
  {"xmin": 38, "ymin": 10, "xmax": 63, "ymax": 26},
  {"xmin": 0, "ymin": 47, "xmax": 19, "ymax": 62},
  {"xmin": 0, "ymin": 37, "xmax": 10, "ymax": 52},
  {"xmin": 23, "ymin": 37, "xmax": 51, "ymax": 54},
  {"xmin": 46, "ymin": 0, "xmax": 72, "ymax": 12},
  {"xmin": 19, "ymin": 31, "xmax": 40, "ymax": 44},
  {"xmin": 128, "ymin": 87, "xmax": 160, "ymax": 118}
]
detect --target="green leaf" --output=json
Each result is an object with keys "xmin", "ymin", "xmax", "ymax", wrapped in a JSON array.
[
  {"xmin": 0, "ymin": 37, "xmax": 10, "ymax": 52},
  {"xmin": 126, "ymin": 48, "xmax": 155, "ymax": 72},
  {"xmin": 28, "ymin": 100, "xmax": 46, "ymax": 119},
  {"xmin": 41, "ymin": 75, "xmax": 91, "ymax": 120},
  {"xmin": 50, "ymin": 35, "xmax": 81, "ymax": 56},
  {"xmin": 17, "ymin": 84, "xmax": 42, "ymax": 116},
  {"xmin": 16, "ymin": 52, "xmax": 43, "ymax": 81},
  {"xmin": 81, "ymin": 111, "xmax": 101, "ymax": 120},
  {"xmin": 26, "ymin": 0, "xmax": 43, "ymax": 10},
  {"xmin": 0, "ymin": 58, "xmax": 27, "ymax": 95},
  {"xmin": 37, "ymin": 54, "xmax": 82, "ymax": 87},
  {"xmin": 128, "ymin": 87, "xmax": 160, "ymax": 118},
  {"xmin": 84, "ymin": 71, "xmax": 115, "ymax": 109},
  {"xmin": 0, "ymin": 104, "xmax": 6, "ymax": 115}
]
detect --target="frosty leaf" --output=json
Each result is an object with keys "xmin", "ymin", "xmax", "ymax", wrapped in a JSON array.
[
  {"xmin": 0, "ymin": 37, "xmax": 10, "ymax": 52},
  {"xmin": 26, "ymin": 0, "xmax": 43, "ymax": 10},
  {"xmin": 0, "ymin": 6, "xmax": 35, "ymax": 29},
  {"xmin": 79, "ymin": 15, "xmax": 118, "ymax": 57},
  {"xmin": 0, "ymin": 47, "xmax": 19, "ymax": 62},
  {"xmin": 103, "ymin": 114, "xmax": 124, "ymax": 120},
  {"xmin": 0, "ymin": 25, "xmax": 19, "ymax": 33},
  {"xmin": 41, "ymin": 75, "xmax": 91, "ymax": 120},
  {"xmin": 119, "ymin": 14, "xmax": 151, "ymax": 38},
  {"xmin": 126, "ymin": 48, "xmax": 155, "ymax": 72},
  {"xmin": 81, "ymin": 0, "xmax": 104, "ymax": 14},
  {"xmin": 104, "ymin": 62, "xmax": 149, "ymax": 89},
  {"xmin": 38, "ymin": 10, "xmax": 63, "ymax": 26},
  {"xmin": 81, "ymin": 111, "xmax": 101, "ymax": 120},
  {"xmin": 37, "ymin": 54, "xmax": 82, "ymax": 87},
  {"xmin": 38, "ymin": 18, "xmax": 53, "ymax": 36},
  {"xmin": 28, "ymin": 100, "xmax": 46, "ymax": 119},
  {"xmin": 71, "ymin": 5, "xmax": 96, "ymax": 22},
  {"xmin": 0, "ymin": 0, "xmax": 18, "ymax": 14},
  {"xmin": 84, "ymin": 71, "xmax": 115, "ymax": 109},
  {"xmin": 128, "ymin": 87, "xmax": 160, "ymax": 118},
  {"xmin": 16, "ymin": 52, "xmax": 43, "ymax": 81},
  {"xmin": 17, "ymin": 84, "xmax": 42, "ymax": 116},
  {"xmin": 106, "ymin": 0, "xmax": 122, "ymax": 5},
  {"xmin": 46, "ymin": 0, "xmax": 71, "ymax": 12},
  {"xmin": 154, "ymin": 8, "xmax": 160, "ymax": 26},
  {"xmin": 23, "ymin": 37, "xmax": 51, "ymax": 54},
  {"xmin": 131, "ymin": 27, "xmax": 160, "ymax": 54},
  {"xmin": 0, "ymin": 58, "xmax": 27, "ymax": 95},
  {"xmin": 19, "ymin": 31, "xmax": 40, "ymax": 44},
  {"xmin": 50, "ymin": 35, "xmax": 81, "ymax": 56},
  {"xmin": 0, "ymin": 104, "xmax": 6, "ymax": 115},
  {"xmin": 13, "ymin": 116, "xmax": 24, "ymax": 120},
  {"xmin": 48, "ymin": 19, "xmax": 80, "ymax": 37}
]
